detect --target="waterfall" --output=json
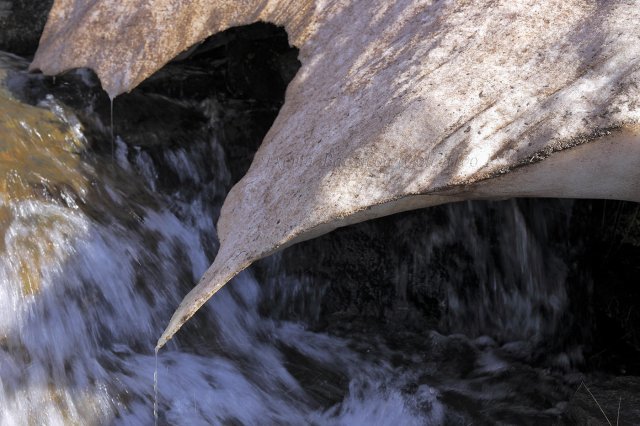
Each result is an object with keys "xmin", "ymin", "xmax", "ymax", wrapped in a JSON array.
[
  {"xmin": 0, "ymin": 47, "xmax": 634, "ymax": 425},
  {"xmin": 0, "ymin": 52, "xmax": 444, "ymax": 425}
]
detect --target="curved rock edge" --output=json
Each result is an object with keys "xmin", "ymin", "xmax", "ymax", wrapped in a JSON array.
[
  {"xmin": 157, "ymin": 125, "xmax": 640, "ymax": 348},
  {"xmin": 27, "ymin": 1, "xmax": 640, "ymax": 349}
]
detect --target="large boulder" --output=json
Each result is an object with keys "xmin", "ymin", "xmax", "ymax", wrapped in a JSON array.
[{"xmin": 29, "ymin": 0, "xmax": 640, "ymax": 347}]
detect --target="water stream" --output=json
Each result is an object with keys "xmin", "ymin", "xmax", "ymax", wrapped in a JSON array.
[{"xmin": 0, "ymin": 51, "xmax": 630, "ymax": 425}]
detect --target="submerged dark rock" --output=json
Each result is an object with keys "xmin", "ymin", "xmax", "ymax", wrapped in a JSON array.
[
  {"xmin": 563, "ymin": 377, "xmax": 640, "ymax": 425},
  {"xmin": 0, "ymin": 0, "xmax": 53, "ymax": 57}
]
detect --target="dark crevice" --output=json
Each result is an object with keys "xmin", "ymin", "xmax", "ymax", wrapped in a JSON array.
[
  {"xmin": 137, "ymin": 22, "xmax": 301, "ymax": 184},
  {"xmin": 0, "ymin": 0, "xmax": 54, "ymax": 57}
]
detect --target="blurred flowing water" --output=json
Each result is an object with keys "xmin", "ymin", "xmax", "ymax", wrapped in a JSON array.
[{"xmin": 0, "ymin": 51, "xmax": 617, "ymax": 425}]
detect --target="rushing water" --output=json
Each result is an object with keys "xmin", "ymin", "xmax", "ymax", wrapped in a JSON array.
[{"xmin": 0, "ymin": 51, "xmax": 622, "ymax": 425}]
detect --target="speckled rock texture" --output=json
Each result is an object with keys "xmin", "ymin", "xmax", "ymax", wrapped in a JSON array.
[{"xmin": 30, "ymin": 0, "xmax": 640, "ymax": 347}]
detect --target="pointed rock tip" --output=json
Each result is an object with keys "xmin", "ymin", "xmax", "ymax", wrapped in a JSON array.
[{"xmin": 155, "ymin": 255, "xmax": 249, "ymax": 349}]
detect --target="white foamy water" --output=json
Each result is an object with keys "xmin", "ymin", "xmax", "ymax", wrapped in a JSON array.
[
  {"xmin": 0, "ymin": 53, "xmax": 438, "ymax": 425},
  {"xmin": 0, "ymin": 51, "xmax": 583, "ymax": 425}
]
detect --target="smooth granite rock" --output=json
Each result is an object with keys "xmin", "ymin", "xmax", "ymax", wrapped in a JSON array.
[{"xmin": 28, "ymin": 0, "xmax": 640, "ymax": 347}]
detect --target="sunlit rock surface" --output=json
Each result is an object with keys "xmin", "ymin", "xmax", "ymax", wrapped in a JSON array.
[{"xmin": 30, "ymin": 0, "xmax": 640, "ymax": 346}]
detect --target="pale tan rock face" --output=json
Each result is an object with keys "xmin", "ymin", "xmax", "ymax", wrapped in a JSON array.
[{"xmin": 31, "ymin": 0, "xmax": 640, "ymax": 348}]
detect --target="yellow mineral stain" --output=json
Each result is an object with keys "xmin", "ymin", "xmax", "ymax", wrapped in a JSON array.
[
  {"xmin": 19, "ymin": 259, "xmax": 40, "ymax": 296},
  {"xmin": 0, "ymin": 61, "xmax": 89, "ymax": 296}
]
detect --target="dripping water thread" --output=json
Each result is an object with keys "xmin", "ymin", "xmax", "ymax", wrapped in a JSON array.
[
  {"xmin": 154, "ymin": 348, "xmax": 159, "ymax": 426},
  {"xmin": 110, "ymin": 97, "xmax": 115, "ymax": 161}
]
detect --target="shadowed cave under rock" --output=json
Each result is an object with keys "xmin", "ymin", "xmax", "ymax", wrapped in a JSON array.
[
  {"xmin": 153, "ymin": 22, "xmax": 640, "ymax": 418},
  {"xmin": 158, "ymin": 22, "xmax": 640, "ymax": 377},
  {"xmin": 2, "ymin": 18, "xmax": 640, "ymax": 424}
]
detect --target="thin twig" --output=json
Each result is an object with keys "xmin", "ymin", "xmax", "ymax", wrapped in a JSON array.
[
  {"xmin": 579, "ymin": 381, "xmax": 612, "ymax": 426},
  {"xmin": 616, "ymin": 396, "xmax": 621, "ymax": 426}
]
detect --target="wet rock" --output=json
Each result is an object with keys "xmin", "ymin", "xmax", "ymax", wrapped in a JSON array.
[{"xmin": 6, "ymin": 66, "xmax": 208, "ymax": 152}]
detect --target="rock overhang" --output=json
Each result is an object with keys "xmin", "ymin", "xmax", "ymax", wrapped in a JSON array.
[{"xmin": 28, "ymin": 0, "xmax": 640, "ymax": 348}]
